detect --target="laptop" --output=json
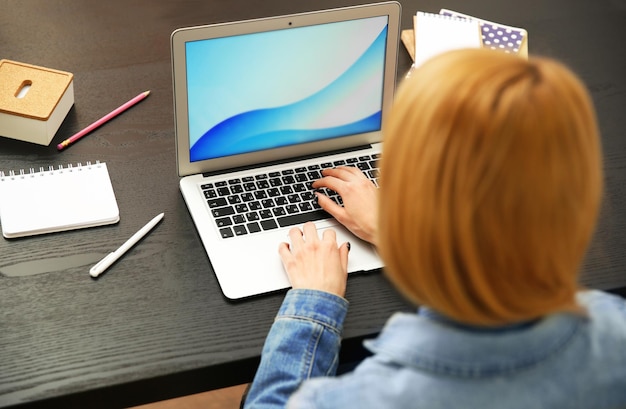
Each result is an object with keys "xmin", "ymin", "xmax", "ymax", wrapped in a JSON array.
[{"xmin": 171, "ymin": 2, "xmax": 401, "ymax": 299}]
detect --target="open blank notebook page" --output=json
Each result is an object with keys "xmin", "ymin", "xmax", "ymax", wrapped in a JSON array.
[{"xmin": 0, "ymin": 162, "xmax": 119, "ymax": 238}]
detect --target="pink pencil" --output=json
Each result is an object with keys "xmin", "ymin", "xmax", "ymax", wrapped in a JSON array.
[{"xmin": 57, "ymin": 90, "xmax": 151, "ymax": 151}]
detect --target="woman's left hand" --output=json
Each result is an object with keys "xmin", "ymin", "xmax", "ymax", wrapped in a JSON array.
[{"xmin": 278, "ymin": 222, "xmax": 350, "ymax": 297}]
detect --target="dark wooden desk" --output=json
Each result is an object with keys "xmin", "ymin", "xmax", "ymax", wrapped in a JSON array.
[{"xmin": 1, "ymin": 1, "xmax": 624, "ymax": 407}]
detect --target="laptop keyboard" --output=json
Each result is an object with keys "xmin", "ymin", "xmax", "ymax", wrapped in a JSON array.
[{"xmin": 202, "ymin": 153, "xmax": 380, "ymax": 238}]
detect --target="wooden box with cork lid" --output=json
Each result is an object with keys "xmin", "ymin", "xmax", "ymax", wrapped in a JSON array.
[{"xmin": 0, "ymin": 60, "xmax": 74, "ymax": 145}]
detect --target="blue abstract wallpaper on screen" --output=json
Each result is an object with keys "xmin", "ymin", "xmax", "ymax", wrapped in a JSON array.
[{"xmin": 186, "ymin": 16, "xmax": 388, "ymax": 162}]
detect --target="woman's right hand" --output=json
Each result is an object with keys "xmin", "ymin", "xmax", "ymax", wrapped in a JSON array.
[{"xmin": 312, "ymin": 166, "xmax": 379, "ymax": 246}]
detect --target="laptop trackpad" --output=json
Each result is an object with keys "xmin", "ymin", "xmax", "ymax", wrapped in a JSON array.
[{"xmin": 303, "ymin": 222, "xmax": 383, "ymax": 274}]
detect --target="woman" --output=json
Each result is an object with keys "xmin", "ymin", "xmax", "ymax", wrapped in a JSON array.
[{"xmin": 243, "ymin": 49, "xmax": 626, "ymax": 408}]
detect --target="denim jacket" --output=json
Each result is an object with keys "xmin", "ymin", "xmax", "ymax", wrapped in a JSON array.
[{"xmin": 244, "ymin": 289, "xmax": 626, "ymax": 409}]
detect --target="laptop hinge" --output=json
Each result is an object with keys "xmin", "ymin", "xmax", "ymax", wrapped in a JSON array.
[{"xmin": 201, "ymin": 144, "xmax": 374, "ymax": 177}]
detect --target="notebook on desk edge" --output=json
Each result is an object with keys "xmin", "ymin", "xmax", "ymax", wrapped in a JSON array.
[{"xmin": 170, "ymin": 1, "xmax": 401, "ymax": 299}]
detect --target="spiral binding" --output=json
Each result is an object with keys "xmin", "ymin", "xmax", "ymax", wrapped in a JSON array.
[
  {"xmin": 416, "ymin": 11, "xmax": 467, "ymax": 22},
  {"xmin": 0, "ymin": 160, "xmax": 101, "ymax": 180}
]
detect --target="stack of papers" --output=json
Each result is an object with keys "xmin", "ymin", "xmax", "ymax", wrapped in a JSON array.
[
  {"xmin": 401, "ymin": 9, "xmax": 528, "ymax": 67},
  {"xmin": 440, "ymin": 9, "xmax": 528, "ymax": 57}
]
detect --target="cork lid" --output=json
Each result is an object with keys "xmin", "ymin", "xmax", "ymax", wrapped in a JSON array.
[{"xmin": 0, "ymin": 59, "xmax": 74, "ymax": 121}]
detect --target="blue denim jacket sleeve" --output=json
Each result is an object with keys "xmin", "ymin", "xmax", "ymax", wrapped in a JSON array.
[{"xmin": 243, "ymin": 289, "xmax": 349, "ymax": 409}]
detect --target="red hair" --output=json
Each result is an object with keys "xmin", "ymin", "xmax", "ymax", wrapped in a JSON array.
[{"xmin": 378, "ymin": 49, "xmax": 603, "ymax": 325}]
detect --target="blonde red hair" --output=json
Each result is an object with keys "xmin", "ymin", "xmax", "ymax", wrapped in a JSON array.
[{"xmin": 378, "ymin": 49, "xmax": 603, "ymax": 325}]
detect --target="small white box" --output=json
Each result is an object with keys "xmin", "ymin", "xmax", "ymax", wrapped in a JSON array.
[{"xmin": 0, "ymin": 60, "xmax": 74, "ymax": 145}]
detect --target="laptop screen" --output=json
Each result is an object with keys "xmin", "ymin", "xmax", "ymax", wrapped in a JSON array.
[{"xmin": 185, "ymin": 16, "xmax": 389, "ymax": 163}]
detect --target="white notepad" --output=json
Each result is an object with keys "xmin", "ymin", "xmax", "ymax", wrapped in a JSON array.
[
  {"xmin": 413, "ymin": 11, "xmax": 482, "ymax": 68},
  {"xmin": 0, "ymin": 162, "xmax": 119, "ymax": 238}
]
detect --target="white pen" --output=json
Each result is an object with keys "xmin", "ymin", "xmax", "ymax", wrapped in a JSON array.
[{"xmin": 90, "ymin": 213, "xmax": 164, "ymax": 278}]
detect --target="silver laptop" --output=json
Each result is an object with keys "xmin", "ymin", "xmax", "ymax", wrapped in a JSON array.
[{"xmin": 171, "ymin": 2, "xmax": 401, "ymax": 299}]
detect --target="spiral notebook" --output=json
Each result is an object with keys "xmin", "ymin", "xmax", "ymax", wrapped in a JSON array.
[
  {"xmin": 0, "ymin": 162, "xmax": 119, "ymax": 238},
  {"xmin": 413, "ymin": 11, "xmax": 482, "ymax": 68}
]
